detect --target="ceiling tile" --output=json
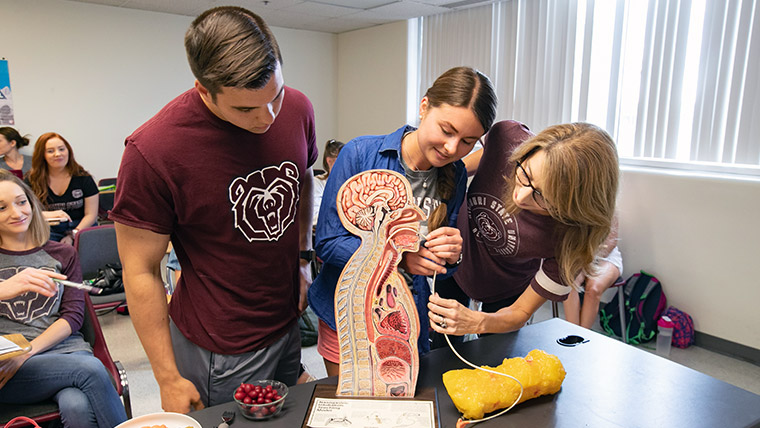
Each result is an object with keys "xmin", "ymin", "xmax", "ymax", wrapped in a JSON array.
[
  {"xmin": 64, "ymin": 0, "xmax": 497, "ymax": 33},
  {"xmin": 434, "ymin": 0, "xmax": 497, "ymax": 9},
  {"xmin": 119, "ymin": 0, "xmax": 208, "ymax": 16},
  {"xmin": 416, "ymin": 0, "xmax": 488, "ymax": 6},
  {"xmin": 283, "ymin": 2, "xmax": 357, "ymax": 18},
  {"xmin": 356, "ymin": 1, "xmax": 448, "ymax": 20},
  {"xmin": 244, "ymin": 0, "xmax": 305, "ymax": 11},
  {"xmin": 68, "ymin": 0, "xmax": 129, "ymax": 6},
  {"xmin": 248, "ymin": 7, "xmax": 323, "ymax": 28},
  {"xmin": 312, "ymin": 0, "xmax": 397, "ymax": 10},
  {"xmin": 317, "ymin": 13, "xmax": 388, "ymax": 33}
]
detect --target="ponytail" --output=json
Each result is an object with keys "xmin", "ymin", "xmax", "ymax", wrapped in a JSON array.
[{"xmin": 427, "ymin": 163, "xmax": 456, "ymax": 231}]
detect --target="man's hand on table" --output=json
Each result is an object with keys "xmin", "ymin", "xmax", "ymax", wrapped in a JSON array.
[{"xmin": 160, "ymin": 375, "xmax": 205, "ymax": 413}]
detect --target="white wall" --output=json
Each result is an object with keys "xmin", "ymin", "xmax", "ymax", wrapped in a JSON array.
[
  {"xmin": 337, "ymin": 21, "xmax": 409, "ymax": 143},
  {"xmin": 276, "ymin": 27, "xmax": 338, "ymax": 153},
  {"xmin": 0, "ymin": 0, "xmax": 337, "ymax": 181},
  {"xmin": 618, "ymin": 169, "xmax": 760, "ymax": 350}
]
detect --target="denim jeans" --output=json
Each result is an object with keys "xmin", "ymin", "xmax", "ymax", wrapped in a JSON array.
[
  {"xmin": 50, "ymin": 221, "xmax": 76, "ymax": 242},
  {"xmin": 0, "ymin": 351, "xmax": 127, "ymax": 428}
]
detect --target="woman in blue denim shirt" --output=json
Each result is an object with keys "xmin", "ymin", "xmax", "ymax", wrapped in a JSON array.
[{"xmin": 308, "ymin": 67, "xmax": 498, "ymax": 377}]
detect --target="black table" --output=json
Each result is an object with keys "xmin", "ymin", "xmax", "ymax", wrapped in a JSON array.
[{"xmin": 191, "ymin": 318, "xmax": 760, "ymax": 427}]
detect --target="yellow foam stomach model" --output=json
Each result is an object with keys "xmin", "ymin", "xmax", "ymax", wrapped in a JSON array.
[{"xmin": 442, "ymin": 349, "xmax": 566, "ymax": 420}]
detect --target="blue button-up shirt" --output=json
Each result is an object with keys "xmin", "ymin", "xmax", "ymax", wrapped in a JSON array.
[{"xmin": 307, "ymin": 125, "xmax": 468, "ymax": 353}]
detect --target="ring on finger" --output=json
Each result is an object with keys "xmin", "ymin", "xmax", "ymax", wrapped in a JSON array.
[{"xmin": 440, "ymin": 317, "xmax": 447, "ymax": 329}]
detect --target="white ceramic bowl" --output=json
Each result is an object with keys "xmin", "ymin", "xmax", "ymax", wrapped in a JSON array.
[{"xmin": 114, "ymin": 412, "xmax": 201, "ymax": 428}]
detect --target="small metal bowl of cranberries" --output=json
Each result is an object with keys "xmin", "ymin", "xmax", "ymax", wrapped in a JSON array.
[{"xmin": 233, "ymin": 379, "xmax": 288, "ymax": 420}]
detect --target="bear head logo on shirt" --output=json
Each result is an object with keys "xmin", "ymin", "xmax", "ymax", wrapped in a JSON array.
[
  {"xmin": 229, "ymin": 161, "xmax": 300, "ymax": 242},
  {"xmin": 0, "ymin": 266, "xmax": 60, "ymax": 323}
]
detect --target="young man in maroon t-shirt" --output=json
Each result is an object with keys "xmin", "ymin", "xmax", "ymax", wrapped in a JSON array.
[{"xmin": 110, "ymin": 7, "xmax": 317, "ymax": 412}]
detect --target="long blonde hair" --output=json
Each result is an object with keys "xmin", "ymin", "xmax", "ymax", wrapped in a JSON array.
[
  {"xmin": 0, "ymin": 170, "xmax": 50, "ymax": 248},
  {"xmin": 504, "ymin": 123, "xmax": 619, "ymax": 287}
]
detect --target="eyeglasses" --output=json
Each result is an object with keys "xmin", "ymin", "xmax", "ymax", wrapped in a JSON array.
[{"xmin": 515, "ymin": 160, "xmax": 549, "ymax": 210}]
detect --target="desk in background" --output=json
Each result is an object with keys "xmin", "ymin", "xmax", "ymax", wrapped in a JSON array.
[{"xmin": 191, "ymin": 319, "xmax": 760, "ymax": 427}]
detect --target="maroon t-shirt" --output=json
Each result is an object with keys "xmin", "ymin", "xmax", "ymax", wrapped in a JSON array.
[
  {"xmin": 110, "ymin": 87, "xmax": 317, "ymax": 354},
  {"xmin": 454, "ymin": 120, "xmax": 571, "ymax": 303}
]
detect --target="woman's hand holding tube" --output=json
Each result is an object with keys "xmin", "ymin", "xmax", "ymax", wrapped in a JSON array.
[{"xmin": 427, "ymin": 292, "xmax": 483, "ymax": 336}]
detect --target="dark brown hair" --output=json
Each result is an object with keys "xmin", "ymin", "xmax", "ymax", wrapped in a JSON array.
[
  {"xmin": 0, "ymin": 127, "xmax": 30, "ymax": 149},
  {"xmin": 322, "ymin": 139, "xmax": 344, "ymax": 175},
  {"xmin": 185, "ymin": 6, "xmax": 282, "ymax": 99},
  {"xmin": 27, "ymin": 132, "xmax": 90, "ymax": 207},
  {"xmin": 424, "ymin": 67, "xmax": 497, "ymax": 231},
  {"xmin": 424, "ymin": 67, "xmax": 497, "ymax": 134}
]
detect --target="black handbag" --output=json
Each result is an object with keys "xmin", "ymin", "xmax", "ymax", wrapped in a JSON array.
[{"xmin": 90, "ymin": 263, "xmax": 124, "ymax": 295}]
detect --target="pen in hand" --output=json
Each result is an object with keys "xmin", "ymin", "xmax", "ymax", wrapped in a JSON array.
[{"xmin": 53, "ymin": 278, "xmax": 103, "ymax": 295}]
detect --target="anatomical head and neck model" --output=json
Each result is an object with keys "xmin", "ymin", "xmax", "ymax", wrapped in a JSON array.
[{"xmin": 334, "ymin": 169, "xmax": 424, "ymax": 397}]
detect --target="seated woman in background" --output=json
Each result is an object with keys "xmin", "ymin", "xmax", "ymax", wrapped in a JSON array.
[
  {"xmin": 428, "ymin": 120, "xmax": 619, "ymax": 338},
  {"xmin": 26, "ymin": 132, "xmax": 98, "ymax": 244},
  {"xmin": 312, "ymin": 139, "xmax": 344, "ymax": 226},
  {"xmin": 309, "ymin": 66, "xmax": 497, "ymax": 376},
  {"xmin": 0, "ymin": 127, "xmax": 33, "ymax": 179},
  {"xmin": 0, "ymin": 170, "xmax": 127, "ymax": 428}
]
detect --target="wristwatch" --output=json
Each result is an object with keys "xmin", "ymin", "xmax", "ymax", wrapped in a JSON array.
[
  {"xmin": 300, "ymin": 250, "xmax": 315, "ymax": 262},
  {"xmin": 445, "ymin": 252, "xmax": 463, "ymax": 269}
]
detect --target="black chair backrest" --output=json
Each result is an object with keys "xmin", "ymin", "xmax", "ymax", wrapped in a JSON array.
[
  {"xmin": 80, "ymin": 295, "xmax": 97, "ymax": 348},
  {"xmin": 75, "ymin": 225, "xmax": 120, "ymax": 280},
  {"xmin": 97, "ymin": 177, "xmax": 117, "ymax": 187},
  {"xmin": 98, "ymin": 192, "xmax": 115, "ymax": 223}
]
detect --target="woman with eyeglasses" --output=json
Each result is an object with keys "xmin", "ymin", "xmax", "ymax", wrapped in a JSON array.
[{"xmin": 427, "ymin": 120, "xmax": 619, "ymax": 340}]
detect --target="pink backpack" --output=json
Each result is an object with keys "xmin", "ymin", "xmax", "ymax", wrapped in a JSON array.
[{"xmin": 662, "ymin": 306, "xmax": 695, "ymax": 348}]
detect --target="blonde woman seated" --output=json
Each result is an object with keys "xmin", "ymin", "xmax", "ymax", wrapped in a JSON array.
[{"xmin": 0, "ymin": 170, "xmax": 126, "ymax": 428}]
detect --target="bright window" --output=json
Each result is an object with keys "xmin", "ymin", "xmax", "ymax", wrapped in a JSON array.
[{"xmin": 414, "ymin": 0, "xmax": 760, "ymax": 175}]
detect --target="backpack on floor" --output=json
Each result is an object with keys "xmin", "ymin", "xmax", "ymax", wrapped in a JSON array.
[
  {"xmin": 600, "ymin": 271, "xmax": 667, "ymax": 344},
  {"xmin": 90, "ymin": 263, "xmax": 124, "ymax": 295},
  {"xmin": 662, "ymin": 306, "xmax": 695, "ymax": 348},
  {"xmin": 299, "ymin": 306, "xmax": 319, "ymax": 347}
]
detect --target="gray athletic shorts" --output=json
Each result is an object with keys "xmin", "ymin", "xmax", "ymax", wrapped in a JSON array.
[{"xmin": 170, "ymin": 319, "xmax": 301, "ymax": 406}]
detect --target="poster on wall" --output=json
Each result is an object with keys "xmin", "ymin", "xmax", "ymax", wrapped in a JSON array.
[{"xmin": 0, "ymin": 59, "xmax": 15, "ymax": 125}]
